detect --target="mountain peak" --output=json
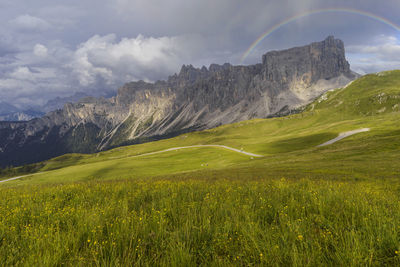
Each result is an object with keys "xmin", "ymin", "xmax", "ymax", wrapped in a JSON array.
[
  {"xmin": 262, "ymin": 36, "xmax": 352, "ymax": 83},
  {"xmin": 324, "ymin": 35, "xmax": 335, "ymax": 41}
]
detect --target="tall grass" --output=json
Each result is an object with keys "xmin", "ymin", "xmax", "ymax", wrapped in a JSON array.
[{"xmin": 1, "ymin": 177, "xmax": 399, "ymax": 266}]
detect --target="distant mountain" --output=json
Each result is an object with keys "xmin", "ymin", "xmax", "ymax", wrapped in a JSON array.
[
  {"xmin": 0, "ymin": 36, "xmax": 358, "ymax": 167},
  {"xmin": 0, "ymin": 92, "xmax": 88, "ymax": 122},
  {"xmin": 0, "ymin": 102, "xmax": 42, "ymax": 121},
  {"xmin": 0, "ymin": 110, "xmax": 43, "ymax": 122},
  {"xmin": 41, "ymin": 92, "xmax": 88, "ymax": 113}
]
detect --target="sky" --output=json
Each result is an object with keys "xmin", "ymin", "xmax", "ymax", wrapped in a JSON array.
[{"xmin": 0, "ymin": 0, "xmax": 400, "ymax": 108}]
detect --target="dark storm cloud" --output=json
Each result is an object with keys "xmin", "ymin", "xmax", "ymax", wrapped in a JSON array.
[{"xmin": 0, "ymin": 0, "xmax": 399, "ymax": 107}]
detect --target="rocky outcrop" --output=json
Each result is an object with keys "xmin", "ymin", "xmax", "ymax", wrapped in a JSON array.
[{"xmin": 0, "ymin": 36, "xmax": 357, "ymax": 167}]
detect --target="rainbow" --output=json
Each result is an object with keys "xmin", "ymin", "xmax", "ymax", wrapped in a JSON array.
[{"xmin": 240, "ymin": 8, "xmax": 400, "ymax": 63}]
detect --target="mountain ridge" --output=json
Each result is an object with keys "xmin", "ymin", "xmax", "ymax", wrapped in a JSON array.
[{"xmin": 0, "ymin": 36, "xmax": 357, "ymax": 167}]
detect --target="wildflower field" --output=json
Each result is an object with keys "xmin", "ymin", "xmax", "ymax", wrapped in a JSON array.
[{"xmin": 1, "ymin": 177, "xmax": 399, "ymax": 266}]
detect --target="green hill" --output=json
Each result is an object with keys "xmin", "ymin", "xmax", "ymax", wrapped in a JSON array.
[{"xmin": 0, "ymin": 71, "xmax": 399, "ymax": 266}]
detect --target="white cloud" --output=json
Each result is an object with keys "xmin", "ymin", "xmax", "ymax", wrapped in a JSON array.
[
  {"xmin": 33, "ymin": 44, "xmax": 48, "ymax": 57},
  {"xmin": 347, "ymin": 35, "xmax": 400, "ymax": 74},
  {"xmin": 70, "ymin": 33, "xmax": 203, "ymax": 86},
  {"xmin": 10, "ymin": 14, "xmax": 51, "ymax": 32},
  {"xmin": 347, "ymin": 36, "xmax": 400, "ymax": 60},
  {"xmin": 0, "ymin": 33, "xmax": 205, "ymax": 106},
  {"xmin": 9, "ymin": 66, "xmax": 35, "ymax": 81}
]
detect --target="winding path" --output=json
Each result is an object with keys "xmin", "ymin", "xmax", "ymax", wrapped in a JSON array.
[
  {"xmin": 0, "ymin": 145, "xmax": 262, "ymax": 183},
  {"xmin": 317, "ymin": 128, "xmax": 370, "ymax": 147},
  {"xmin": 0, "ymin": 172, "xmax": 43, "ymax": 183},
  {"xmin": 0, "ymin": 175, "xmax": 30, "ymax": 183},
  {"xmin": 127, "ymin": 145, "xmax": 263, "ymax": 158},
  {"xmin": 0, "ymin": 129, "xmax": 371, "ymax": 184}
]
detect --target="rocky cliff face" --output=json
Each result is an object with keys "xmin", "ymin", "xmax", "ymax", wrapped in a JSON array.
[{"xmin": 0, "ymin": 36, "xmax": 357, "ymax": 167}]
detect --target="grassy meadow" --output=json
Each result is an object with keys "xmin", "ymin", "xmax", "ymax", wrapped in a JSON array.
[
  {"xmin": 1, "ymin": 70, "xmax": 400, "ymax": 265},
  {"xmin": 1, "ymin": 177, "xmax": 400, "ymax": 266}
]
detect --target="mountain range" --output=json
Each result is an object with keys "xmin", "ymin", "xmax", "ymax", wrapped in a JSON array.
[
  {"xmin": 0, "ymin": 36, "xmax": 358, "ymax": 167},
  {"xmin": 0, "ymin": 102, "xmax": 42, "ymax": 121},
  {"xmin": 0, "ymin": 92, "xmax": 89, "ymax": 122}
]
